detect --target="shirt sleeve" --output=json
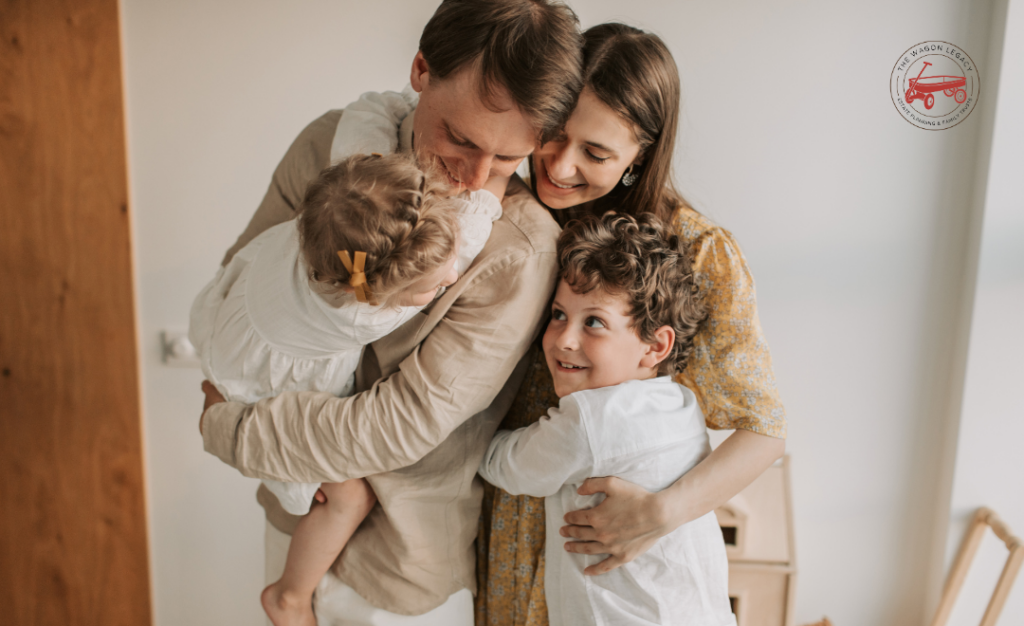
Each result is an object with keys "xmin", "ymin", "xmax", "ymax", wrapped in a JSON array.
[
  {"xmin": 453, "ymin": 191, "xmax": 503, "ymax": 274},
  {"xmin": 674, "ymin": 220, "xmax": 787, "ymax": 438},
  {"xmin": 202, "ymin": 212, "xmax": 559, "ymax": 482},
  {"xmin": 478, "ymin": 395, "xmax": 593, "ymax": 498},
  {"xmin": 329, "ymin": 89, "xmax": 416, "ymax": 162}
]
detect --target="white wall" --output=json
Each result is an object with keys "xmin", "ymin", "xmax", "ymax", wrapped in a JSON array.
[
  {"xmin": 119, "ymin": 1, "xmax": 1015, "ymax": 625},
  {"xmin": 120, "ymin": 2, "xmax": 436, "ymax": 624},
  {"xmin": 942, "ymin": 0, "xmax": 1024, "ymax": 624}
]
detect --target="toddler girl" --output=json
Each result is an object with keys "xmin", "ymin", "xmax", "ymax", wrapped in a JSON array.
[{"xmin": 190, "ymin": 152, "xmax": 502, "ymax": 626}]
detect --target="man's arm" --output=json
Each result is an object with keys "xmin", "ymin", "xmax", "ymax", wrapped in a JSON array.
[
  {"xmin": 202, "ymin": 234, "xmax": 558, "ymax": 483},
  {"xmin": 219, "ymin": 110, "xmax": 340, "ymax": 266}
]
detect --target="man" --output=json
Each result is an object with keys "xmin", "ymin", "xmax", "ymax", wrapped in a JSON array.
[{"xmin": 199, "ymin": 0, "xmax": 582, "ymax": 623}]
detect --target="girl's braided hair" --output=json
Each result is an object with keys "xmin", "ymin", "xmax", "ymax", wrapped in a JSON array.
[
  {"xmin": 557, "ymin": 211, "xmax": 706, "ymax": 374},
  {"xmin": 297, "ymin": 153, "xmax": 460, "ymax": 307}
]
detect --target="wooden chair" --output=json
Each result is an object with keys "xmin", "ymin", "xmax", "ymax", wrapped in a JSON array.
[{"xmin": 929, "ymin": 507, "xmax": 1024, "ymax": 626}]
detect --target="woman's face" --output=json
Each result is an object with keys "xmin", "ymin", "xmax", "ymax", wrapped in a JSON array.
[{"xmin": 532, "ymin": 89, "xmax": 643, "ymax": 210}]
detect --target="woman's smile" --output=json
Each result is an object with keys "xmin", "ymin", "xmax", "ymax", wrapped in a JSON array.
[
  {"xmin": 538, "ymin": 160, "xmax": 585, "ymax": 194},
  {"xmin": 532, "ymin": 89, "xmax": 642, "ymax": 210}
]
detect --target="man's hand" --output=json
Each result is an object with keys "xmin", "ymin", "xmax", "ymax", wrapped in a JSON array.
[
  {"xmin": 199, "ymin": 380, "xmax": 226, "ymax": 435},
  {"xmin": 560, "ymin": 476, "xmax": 671, "ymax": 576}
]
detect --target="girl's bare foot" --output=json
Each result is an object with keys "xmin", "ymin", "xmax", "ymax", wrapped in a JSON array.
[{"xmin": 261, "ymin": 581, "xmax": 316, "ymax": 626}]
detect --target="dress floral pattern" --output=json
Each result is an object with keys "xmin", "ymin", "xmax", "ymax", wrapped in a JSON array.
[{"xmin": 475, "ymin": 207, "xmax": 787, "ymax": 626}]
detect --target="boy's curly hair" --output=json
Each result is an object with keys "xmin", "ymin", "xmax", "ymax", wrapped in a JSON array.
[
  {"xmin": 297, "ymin": 153, "xmax": 460, "ymax": 307},
  {"xmin": 557, "ymin": 212, "xmax": 705, "ymax": 374}
]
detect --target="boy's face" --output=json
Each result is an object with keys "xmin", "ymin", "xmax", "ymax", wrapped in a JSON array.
[{"xmin": 542, "ymin": 280, "xmax": 663, "ymax": 398}]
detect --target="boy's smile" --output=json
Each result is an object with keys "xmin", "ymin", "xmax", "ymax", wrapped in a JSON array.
[{"xmin": 543, "ymin": 280, "xmax": 666, "ymax": 398}]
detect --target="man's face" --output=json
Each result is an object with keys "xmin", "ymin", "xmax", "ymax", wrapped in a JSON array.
[{"xmin": 410, "ymin": 52, "xmax": 536, "ymax": 191}]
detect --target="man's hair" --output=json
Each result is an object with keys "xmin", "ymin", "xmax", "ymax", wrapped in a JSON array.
[
  {"xmin": 419, "ymin": 0, "xmax": 583, "ymax": 142},
  {"xmin": 297, "ymin": 153, "xmax": 460, "ymax": 308},
  {"xmin": 557, "ymin": 212, "xmax": 705, "ymax": 374}
]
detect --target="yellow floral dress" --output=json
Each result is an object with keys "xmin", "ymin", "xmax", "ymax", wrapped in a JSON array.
[{"xmin": 474, "ymin": 206, "xmax": 787, "ymax": 626}]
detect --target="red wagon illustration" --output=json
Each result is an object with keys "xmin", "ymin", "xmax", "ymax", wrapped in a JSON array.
[{"xmin": 905, "ymin": 61, "xmax": 968, "ymax": 110}]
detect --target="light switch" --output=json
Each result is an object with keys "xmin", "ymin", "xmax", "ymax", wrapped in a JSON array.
[{"xmin": 161, "ymin": 330, "xmax": 200, "ymax": 367}]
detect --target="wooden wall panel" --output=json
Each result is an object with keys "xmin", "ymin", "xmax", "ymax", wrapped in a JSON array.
[{"xmin": 0, "ymin": 0, "xmax": 152, "ymax": 624}]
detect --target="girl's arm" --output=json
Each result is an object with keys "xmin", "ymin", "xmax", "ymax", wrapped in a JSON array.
[
  {"xmin": 330, "ymin": 88, "xmax": 417, "ymax": 161},
  {"xmin": 481, "ymin": 172, "xmax": 512, "ymax": 200},
  {"xmin": 561, "ymin": 429, "xmax": 784, "ymax": 575}
]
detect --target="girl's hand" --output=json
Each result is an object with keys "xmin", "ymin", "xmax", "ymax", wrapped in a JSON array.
[
  {"xmin": 482, "ymin": 173, "xmax": 512, "ymax": 200},
  {"xmin": 199, "ymin": 380, "xmax": 226, "ymax": 435},
  {"xmin": 560, "ymin": 476, "xmax": 672, "ymax": 576}
]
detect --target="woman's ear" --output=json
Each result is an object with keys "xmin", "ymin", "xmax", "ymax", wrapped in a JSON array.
[{"xmin": 639, "ymin": 325, "xmax": 675, "ymax": 370}]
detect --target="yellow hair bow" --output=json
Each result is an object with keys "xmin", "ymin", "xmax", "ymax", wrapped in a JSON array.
[{"xmin": 337, "ymin": 250, "xmax": 376, "ymax": 305}]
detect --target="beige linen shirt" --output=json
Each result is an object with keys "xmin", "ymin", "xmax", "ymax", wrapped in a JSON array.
[{"xmin": 202, "ymin": 109, "xmax": 560, "ymax": 615}]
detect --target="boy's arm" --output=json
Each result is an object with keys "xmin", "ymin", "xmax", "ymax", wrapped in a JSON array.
[{"xmin": 478, "ymin": 396, "xmax": 593, "ymax": 498}]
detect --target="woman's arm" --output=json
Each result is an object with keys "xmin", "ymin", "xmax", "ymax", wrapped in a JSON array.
[{"xmin": 561, "ymin": 428, "xmax": 784, "ymax": 575}]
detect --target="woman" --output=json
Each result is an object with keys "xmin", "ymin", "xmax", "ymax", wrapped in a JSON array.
[{"xmin": 475, "ymin": 23, "xmax": 787, "ymax": 626}]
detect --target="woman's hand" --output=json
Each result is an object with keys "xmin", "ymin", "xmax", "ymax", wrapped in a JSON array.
[
  {"xmin": 560, "ymin": 477, "xmax": 672, "ymax": 575},
  {"xmin": 562, "ymin": 429, "xmax": 785, "ymax": 576},
  {"xmin": 199, "ymin": 380, "xmax": 226, "ymax": 435}
]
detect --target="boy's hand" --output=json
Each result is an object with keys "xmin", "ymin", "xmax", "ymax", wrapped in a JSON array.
[{"xmin": 199, "ymin": 380, "xmax": 226, "ymax": 435}]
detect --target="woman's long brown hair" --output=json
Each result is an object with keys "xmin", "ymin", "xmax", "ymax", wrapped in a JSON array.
[{"xmin": 537, "ymin": 23, "xmax": 692, "ymax": 227}]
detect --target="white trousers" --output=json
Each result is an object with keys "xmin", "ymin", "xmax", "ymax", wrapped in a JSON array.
[{"xmin": 264, "ymin": 521, "xmax": 474, "ymax": 626}]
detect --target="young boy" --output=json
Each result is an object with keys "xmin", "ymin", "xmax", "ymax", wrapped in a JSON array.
[{"xmin": 478, "ymin": 212, "xmax": 737, "ymax": 626}]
